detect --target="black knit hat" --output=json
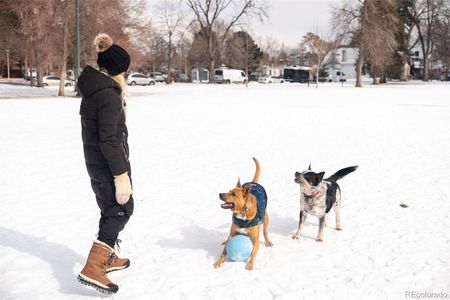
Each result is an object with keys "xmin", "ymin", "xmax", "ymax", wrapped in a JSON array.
[{"xmin": 94, "ymin": 33, "xmax": 130, "ymax": 76}]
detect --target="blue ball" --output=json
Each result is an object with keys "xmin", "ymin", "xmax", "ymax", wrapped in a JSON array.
[{"xmin": 226, "ymin": 235, "xmax": 253, "ymax": 262}]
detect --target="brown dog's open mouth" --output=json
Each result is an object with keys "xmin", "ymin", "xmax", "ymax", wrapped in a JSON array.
[{"xmin": 221, "ymin": 202, "xmax": 235, "ymax": 209}]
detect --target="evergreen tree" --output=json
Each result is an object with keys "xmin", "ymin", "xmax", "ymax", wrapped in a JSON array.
[{"xmin": 223, "ymin": 31, "xmax": 263, "ymax": 76}]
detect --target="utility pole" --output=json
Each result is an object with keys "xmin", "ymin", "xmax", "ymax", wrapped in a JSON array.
[
  {"xmin": 76, "ymin": 0, "xmax": 80, "ymax": 77},
  {"xmin": 6, "ymin": 49, "xmax": 10, "ymax": 79},
  {"xmin": 75, "ymin": 0, "xmax": 80, "ymax": 93}
]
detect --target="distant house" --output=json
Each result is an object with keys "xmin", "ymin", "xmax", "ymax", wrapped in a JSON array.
[
  {"xmin": 325, "ymin": 47, "xmax": 358, "ymax": 80},
  {"xmin": 191, "ymin": 68, "xmax": 209, "ymax": 83},
  {"xmin": 254, "ymin": 64, "xmax": 284, "ymax": 79},
  {"xmin": 410, "ymin": 48, "xmax": 445, "ymax": 80}
]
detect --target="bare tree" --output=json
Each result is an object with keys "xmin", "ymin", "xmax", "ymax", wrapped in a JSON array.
[
  {"xmin": 433, "ymin": 6, "xmax": 450, "ymax": 67},
  {"xmin": 137, "ymin": 24, "xmax": 162, "ymax": 73},
  {"xmin": 397, "ymin": 0, "xmax": 419, "ymax": 81},
  {"xmin": 3, "ymin": 0, "xmax": 149, "ymax": 87},
  {"xmin": 186, "ymin": 0, "xmax": 268, "ymax": 82},
  {"xmin": 176, "ymin": 30, "xmax": 193, "ymax": 75},
  {"xmin": 259, "ymin": 35, "xmax": 280, "ymax": 66},
  {"xmin": 10, "ymin": 1, "xmax": 58, "ymax": 86},
  {"xmin": 78, "ymin": 0, "xmax": 148, "ymax": 67},
  {"xmin": 58, "ymin": 0, "xmax": 74, "ymax": 96},
  {"xmin": 333, "ymin": 0, "xmax": 399, "ymax": 87},
  {"xmin": 0, "ymin": 1, "xmax": 24, "ymax": 78},
  {"xmin": 187, "ymin": 29, "xmax": 220, "ymax": 69},
  {"xmin": 410, "ymin": 0, "xmax": 446, "ymax": 80},
  {"xmin": 300, "ymin": 31, "xmax": 339, "ymax": 88},
  {"xmin": 156, "ymin": 0, "xmax": 186, "ymax": 83}
]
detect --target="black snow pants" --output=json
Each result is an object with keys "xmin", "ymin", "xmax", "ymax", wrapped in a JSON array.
[{"xmin": 91, "ymin": 174, "xmax": 134, "ymax": 248}]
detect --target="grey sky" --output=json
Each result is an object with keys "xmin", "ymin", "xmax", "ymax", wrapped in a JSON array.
[
  {"xmin": 251, "ymin": 0, "xmax": 337, "ymax": 48},
  {"xmin": 146, "ymin": 0, "xmax": 339, "ymax": 49}
]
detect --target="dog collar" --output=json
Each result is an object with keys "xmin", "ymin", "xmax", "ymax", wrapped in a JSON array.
[
  {"xmin": 234, "ymin": 207, "xmax": 248, "ymax": 220},
  {"xmin": 232, "ymin": 182, "xmax": 267, "ymax": 228},
  {"xmin": 304, "ymin": 191, "xmax": 320, "ymax": 199}
]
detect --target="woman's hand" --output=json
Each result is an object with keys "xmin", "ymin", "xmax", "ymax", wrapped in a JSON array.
[{"xmin": 114, "ymin": 172, "xmax": 133, "ymax": 205}]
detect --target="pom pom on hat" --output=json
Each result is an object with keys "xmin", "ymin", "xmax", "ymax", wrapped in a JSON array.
[
  {"xmin": 94, "ymin": 33, "xmax": 130, "ymax": 76},
  {"xmin": 94, "ymin": 33, "xmax": 114, "ymax": 52}
]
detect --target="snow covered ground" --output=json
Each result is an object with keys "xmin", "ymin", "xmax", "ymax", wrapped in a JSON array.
[{"xmin": 1, "ymin": 82, "xmax": 449, "ymax": 300}]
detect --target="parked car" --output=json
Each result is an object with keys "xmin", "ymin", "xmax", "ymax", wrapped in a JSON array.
[
  {"xmin": 42, "ymin": 75, "xmax": 74, "ymax": 87},
  {"xmin": 258, "ymin": 75, "xmax": 285, "ymax": 84},
  {"xmin": 248, "ymin": 74, "xmax": 258, "ymax": 82},
  {"xmin": 214, "ymin": 68, "xmax": 247, "ymax": 84},
  {"xmin": 148, "ymin": 72, "xmax": 165, "ymax": 82},
  {"xmin": 174, "ymin": 73, "xmax": 191, "ymax": 83},
  {"xmin": 126, "ymin": 73, "xmax": 155, "ymax": 86},
  {"xmin": 439, "ymin": 73, "xmax": 450, "ymax": 81}
]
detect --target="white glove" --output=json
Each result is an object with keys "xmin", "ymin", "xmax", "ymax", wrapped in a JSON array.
[{"xmin": 114, "ymin": 172, "xmax": 133, "ymax": 205}]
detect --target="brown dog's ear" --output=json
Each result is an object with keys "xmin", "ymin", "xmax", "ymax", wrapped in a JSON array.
[
  {"xmin": 243, "ymin": 184, "xmax": 252, "ymax": 197},
  {"xmin": 236, "ymin": 178, "xmax": 241, "ymax": 188}
]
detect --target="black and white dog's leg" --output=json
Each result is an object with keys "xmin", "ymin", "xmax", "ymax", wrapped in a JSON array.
[
  {"xmin": 334, "ymin": 190, "xmax": 342, "ymax": 231},
  {"xmin": 316, "ymin": 216, "xmax": 326, "ymax": 242},
  {"xmin": 292, "ymin": 210, "xmax": 307, "ymax": 240}
]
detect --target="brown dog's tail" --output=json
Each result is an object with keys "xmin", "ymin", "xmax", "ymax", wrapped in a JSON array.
[{"xmin": 252, "ymin": 157, "xmax": 261, "ymax": 183}]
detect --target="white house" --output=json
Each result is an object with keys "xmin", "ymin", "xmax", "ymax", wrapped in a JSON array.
[
  {"xmin": 254, "ymin": 65, "xmax": 284, "ymax": 78},
  {"xmin": 325, "ymin": 47, "xmax": 358, "ymax": 80}
]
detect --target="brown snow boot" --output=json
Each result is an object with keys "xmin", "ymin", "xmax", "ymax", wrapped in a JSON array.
[
  {"xmin": 106, "ymin": 252, "xmax": 130, "ymax": 273},
  {"xmin": 106, "ymin": 239, "xmax": 130, "ymax": 273},
  {"xmin": 77, "ymin": 240, "xmax": 119, "ymax": 294}
]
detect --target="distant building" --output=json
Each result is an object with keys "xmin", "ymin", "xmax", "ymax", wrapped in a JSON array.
[
  {"xmin": 254, "ymin": 64, "xmax": 284, "ymax": 79},
  {"xmin": 191, "ymin": 68, "xmax": 209, "ymax": 83},
  {"xmin": 325, "ymin": 47, "xmax": 358, "ymax": 80},
  {"xmin": 410, "ymin": 48, "xmax": 445, "ymax": 80}
]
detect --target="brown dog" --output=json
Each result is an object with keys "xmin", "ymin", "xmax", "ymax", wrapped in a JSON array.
[{"xmin": 214, "ymin": 157, "xmax": 273, "ymax": 270}]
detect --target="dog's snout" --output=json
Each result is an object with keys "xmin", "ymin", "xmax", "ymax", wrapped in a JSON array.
[
  {"xmin": 219, "ymin": 193, "xmax": 225, "ymax": 200},
  {"xmin": 295, "ymin": 172, "xmax": 300, "ymax": 177}
]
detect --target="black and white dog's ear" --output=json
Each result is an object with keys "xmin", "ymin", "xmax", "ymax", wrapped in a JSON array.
[
  {"xmin": 308, "ymin": 164, "xmax": 311, "ymax": 170},
  {"xmin": 317, "ymin": 172, "xmax": 325, "ymax": 182}
]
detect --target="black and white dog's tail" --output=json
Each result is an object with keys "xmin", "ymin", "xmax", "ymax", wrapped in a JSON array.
[{"xmin": 326, "ymin": 166, "xmax": 358, "ymax": 183}]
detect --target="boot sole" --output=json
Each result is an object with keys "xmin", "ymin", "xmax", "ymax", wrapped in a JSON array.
[
  {"xmin": 106, "ymin": 260, "xmax": 130, "ymax": 273},
  {"xmin": 77, "ymin": 274, "xmax": 118, "ymax": 294}
]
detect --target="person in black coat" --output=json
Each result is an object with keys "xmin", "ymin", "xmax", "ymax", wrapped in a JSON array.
[{"xmin": 76, "ymin": 33, "xmax": 133, "ymax": 294}]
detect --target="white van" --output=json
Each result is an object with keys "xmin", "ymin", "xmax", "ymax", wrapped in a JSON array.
[
  {"xmin": 327, "ymin": 69, "xmax": 347, "ymax": 82},
  {"xmin": 214, "ymin": 68, "xmax": 247, "ymax": 84}
]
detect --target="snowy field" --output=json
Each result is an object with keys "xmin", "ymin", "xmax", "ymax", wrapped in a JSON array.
[{"xmin": 1, "ymin": 82, "xmax": 449, "ymax": 300}]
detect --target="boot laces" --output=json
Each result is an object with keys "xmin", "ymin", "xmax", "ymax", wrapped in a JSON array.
[
  {"xmin": 115, "ymin": 239, "xmax": 122, "ymax": 253},
  {"xmin": 106, "ymin": 239, "xmax": 122, "ymax": 265}
]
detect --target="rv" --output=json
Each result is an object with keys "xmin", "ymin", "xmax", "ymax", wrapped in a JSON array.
[
  {"xmin": 214, "ymin": 68, "xmax": 247, "ymax": 84},
  {"xmin": 327, "ymin": 68, "xmax": 347, "ymax": 82},
  {"xmin": 283, "ymin": 66, "xmax": 310, "ymax": 83}
]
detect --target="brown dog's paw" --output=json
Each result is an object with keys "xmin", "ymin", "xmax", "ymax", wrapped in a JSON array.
[
  {"xmin": 245, "ymin": 262, "xmax": 254, "ymax": 270},
  {"xmin": 336, "ymin": 227, "xmax": 342, "ymax": 231},
  {"xmin": 292, "ymin": 234, "xmax": 300, "ymax": 240},
  {"xmin": 265, "ymin": 240, "xmax": 273, "ymax": 247},
  {"xmin": 213, "ymin": 258, "xmax": 224, "ymax": 269},
  {"xmin": 315, "ymin": 238, "xmax": 323, "ymax": 242}
]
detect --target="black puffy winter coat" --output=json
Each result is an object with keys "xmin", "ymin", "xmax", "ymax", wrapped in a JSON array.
[{"xmin": 78, "ymin": 65, "xmax": 131, "ymax": 186}]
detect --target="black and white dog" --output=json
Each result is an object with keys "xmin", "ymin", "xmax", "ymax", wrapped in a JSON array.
[{"xmin": 292, "ymin": 165, "xmax": 358, "ymax": 242}]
